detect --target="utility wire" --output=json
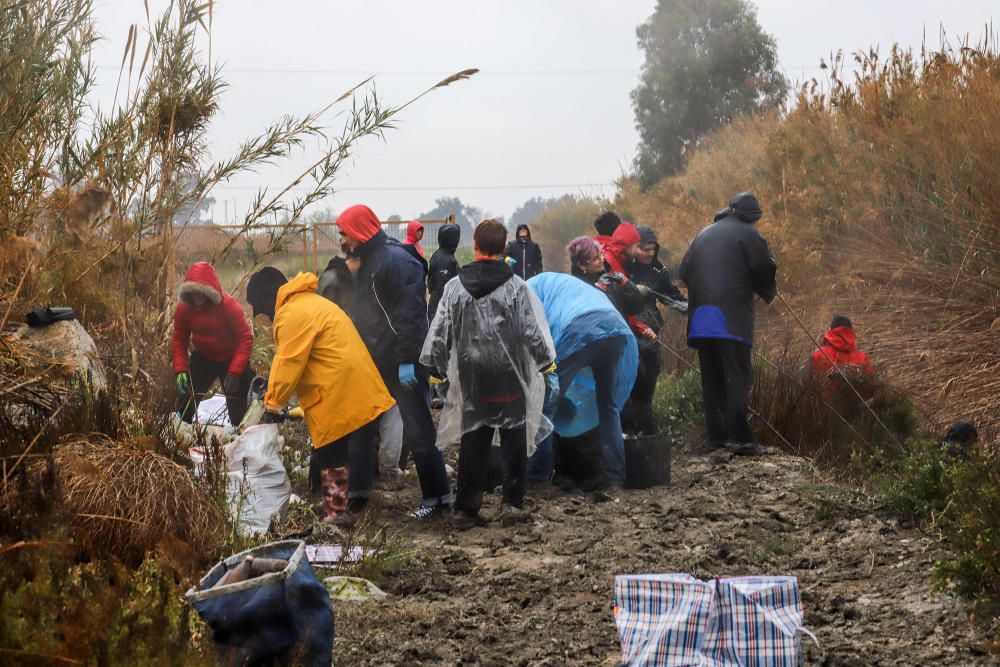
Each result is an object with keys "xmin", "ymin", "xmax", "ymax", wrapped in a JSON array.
[{"xmin": 210, "ymin": 183, "xmax": 617, "ymax": 192}]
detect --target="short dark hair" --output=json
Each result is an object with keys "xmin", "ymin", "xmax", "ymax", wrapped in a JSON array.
[
  {"xmin": 594, "ymin": 211, "xmax": 621, "ymax": 236},
  {"xmin": 474, "ymin": 219, "xmax": 507, "ymax": 256}
]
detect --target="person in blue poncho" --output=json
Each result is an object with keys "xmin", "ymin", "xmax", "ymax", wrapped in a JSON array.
[{"xmin": 526, "ymin": 271, "xmax": 638, "ymax": 488}]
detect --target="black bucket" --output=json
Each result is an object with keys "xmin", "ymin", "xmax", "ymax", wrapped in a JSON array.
[{"xmin": 624, "ymin": 433, "xmax": 671, "ymax": 489}]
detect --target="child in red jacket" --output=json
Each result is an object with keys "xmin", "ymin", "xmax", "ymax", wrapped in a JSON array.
[
  {"xmin": 172, "ymin": 262, "xmax": 255, "ymax": 425},
  {"xmin": 809, "ymin": 315, "xmax": 873, "ymax": 383}
]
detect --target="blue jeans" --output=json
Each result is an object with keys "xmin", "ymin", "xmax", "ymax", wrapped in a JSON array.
[
  {"xmin": 383, "ymin": 364, "xmax": 453, "ymax": 506},
  {"xmin": 529, "ymin": 335, "xmax": 628, "ymax": 485}
]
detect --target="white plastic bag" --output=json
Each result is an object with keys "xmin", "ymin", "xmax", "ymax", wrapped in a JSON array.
[
  {"xmin": 196, "ymin": 394, "xmax": 233, "ymax": 429},
  {"xmin": 223, "ymin": 424, "xmax": 290, "ymax": 535}
]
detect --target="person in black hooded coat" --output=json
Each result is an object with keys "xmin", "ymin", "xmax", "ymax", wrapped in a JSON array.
[
  {"xmin": 427, "ymin": 223, "xmax": 461, "ymax": 319},
  {"xmin": 503, "ymin": 224, "xmax": 543, "ymax": 279},
  {"xmin": 679, "ymin": 193, "xmax": 777, "ymax": 453},
  {"xmin": 622, "ymin": 226, "xmax": 688, "ymax": 434}
]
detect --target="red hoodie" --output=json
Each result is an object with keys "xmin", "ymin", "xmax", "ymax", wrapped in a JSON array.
[
  {"xmin": 599, "ymin": 223, "xmax": 655, "ymax": 340},
  {"xmin": 602, "ymin": 223, "xmax": 640, "ymax": 275},
  {"xmin": 405, "ymin": 220, "xmax": 425, "ymax": 257},
  {"xmin": 338, "ymin": 204, "xmax": 382, "ymax": 243},
  {"xmin": 171, "ymin": 263, "xmax": 254, "ymax": 375},
  {"xmin": 809, "ymin": 326, "xmax": 873, "ymax": 377}
]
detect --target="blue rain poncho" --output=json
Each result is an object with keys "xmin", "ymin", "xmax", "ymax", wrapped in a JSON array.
[
  {"xmin": 421, "ymin": 263, "xmax": 556, "ymax": 453},
  {"xmin": 527, "ymin": 272, "xmax": 638, "ymax": 436}
]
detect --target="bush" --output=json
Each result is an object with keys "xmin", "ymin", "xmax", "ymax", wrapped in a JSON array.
[
  {"xmin": 749, "ymin": 353, "xmax": 918, "ymax": 465},
  {"xmin": 874, "ymin": 440, "xmax": 1000, "ymax": 622},
  {"xmin": 652, "ymin": 370, "xmax": 703, "ymax": 437}
]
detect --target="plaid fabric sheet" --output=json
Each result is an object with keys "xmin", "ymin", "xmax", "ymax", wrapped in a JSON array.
[{"xmin": 615, "ymin": 574, "xmax": 815, "ymax": 666}]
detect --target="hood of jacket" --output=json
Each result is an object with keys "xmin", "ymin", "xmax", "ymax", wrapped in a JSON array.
[
  {"xmin": 339, "ymin": 204, "xmax": 382, "ymax": 242},
  {"xmin": 179, "ymin": 262, "xmax": 224, "ymax": 306},
  {"xmin": 406, "ymin": 220, "xmax": 424, "ymax": 244},
  {"xmin": 459, "ymin": 259, "xmax": 513, "ymax": 299},
  {"xmin": 820, "ymin": 325, "xmax": 858, "ymax": 353},
  {"xmin": 636, "ymin": 225, "xmax": 660, "ymax": 260},
  {"xmin": 276, "ymin": 271, "xmax": 319, "ymax": 310},
  {"xmin": 438, "ymin": 223, "xmax": 461, "ymax": 251},
  {"xmin": 727, "ymin": 192, "xmax": 763, "ymax": 223},
  {"xmin": 514, "ymin": 224, "xmax": 532, "ymax": 242},
  {"xmin": 603, "ymin": 223, "xmax": 640, "ymax": 274}
]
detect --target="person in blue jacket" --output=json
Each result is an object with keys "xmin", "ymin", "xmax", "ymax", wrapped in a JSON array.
[
  {"xmin": 679, "ymin": 193, "xmax": 777, "ymax": 455},
  {"xmin": 338, "ymin": 204, "xmax": 454, "ymax": 517},
  {"xmin": 526, "ymin": 271, "xmax": 638, "ymax": 488}
]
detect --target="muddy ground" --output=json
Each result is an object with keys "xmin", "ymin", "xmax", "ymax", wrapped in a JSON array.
[{"xmin": 327, "ymin": 444, "xmax": 995, "ymax": 666}]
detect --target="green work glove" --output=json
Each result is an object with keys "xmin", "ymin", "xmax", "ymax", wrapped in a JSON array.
[{"xmin": 176, "ymin": 371, "xmax": 190, "ymax": 396}]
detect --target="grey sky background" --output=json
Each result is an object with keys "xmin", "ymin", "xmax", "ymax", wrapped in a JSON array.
[{"xmin": 89, "ymin": 1, "xmax": 996, "ymax": 224}]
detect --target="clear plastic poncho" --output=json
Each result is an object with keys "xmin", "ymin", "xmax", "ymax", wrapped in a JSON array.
[{"xmin": 421, "ymin": 273, "xmax": 556, "ymax": 454}]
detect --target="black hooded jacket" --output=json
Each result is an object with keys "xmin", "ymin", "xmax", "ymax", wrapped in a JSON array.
[
  {"xmin": 316, "ymin": 256, "xmax": 355, "ymax": 315},
  {"xmin": 458, "ymin": 258, "xmax": 513, "ymax": 299},
  {"xmin": 503, "ymin": 224, "xmax": 543, "ymax": 279},
  {"xmin": 679, "ymin": 193, "xmax": 777, "ymax": 346},
  {"xmin": 427, "ymin": 224, "xmax": 461, "ymax": 317},
  {"xmin": 352, "ymin": 229, "xmax": 429, "ymax": 378},
  {"xmin": 630, "ymin": 226, "xmax": 686, "ymax": 337}
]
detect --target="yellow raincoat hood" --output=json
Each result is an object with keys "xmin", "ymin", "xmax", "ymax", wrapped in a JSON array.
[{"xmin": 264, "ymin": 272, "xmax": 394, "ymax": 447}]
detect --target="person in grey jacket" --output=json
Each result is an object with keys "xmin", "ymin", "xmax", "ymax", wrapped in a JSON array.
[
  {"xmin": 422, "ymin": 220, "xmax": 556, "ymax": 521},
  {"xmin": 679, "ymin": 192, "xmax": 777, "ymax": 454}
]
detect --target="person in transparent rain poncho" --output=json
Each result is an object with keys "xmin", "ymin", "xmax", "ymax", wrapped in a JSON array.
[{"xmin": 421, "ymin": 220, "xmax": 557, "ymax": 523}]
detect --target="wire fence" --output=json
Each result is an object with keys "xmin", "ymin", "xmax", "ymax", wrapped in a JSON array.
[{"xmin": 172, "ymin": 215, "xmax": 455, "ymax": 294}]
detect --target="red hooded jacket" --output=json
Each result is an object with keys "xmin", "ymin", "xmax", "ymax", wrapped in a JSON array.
[
  {"xmin": 338, "ymin": 204, "xmax": 381, "ymax": 243},
  {"xmin": 172, "ymin": 263, "xmax": 254, "ymax": 376},
  {"xmin": 602, "ymin": 223, "xmax": 640, "ymax": 275},
  {"xmin": 405, "ymin": 220, "xmax": 425, "ymax": 257},
  {"xmin": 599, "ymin": 224, "xmax": 655, "ymax": 340},
  {"xmin": 809, "ymin": 326, "xmax": 873, "ymax": 378}
]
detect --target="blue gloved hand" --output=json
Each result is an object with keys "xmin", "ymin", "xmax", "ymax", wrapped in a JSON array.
[
  {"xmin": 399, "ymin": 363, "xmax": 418, "ymax": 389},
  {"xmin": 544, "ymin": 371, "xmax": 560, "ymax": 407}
]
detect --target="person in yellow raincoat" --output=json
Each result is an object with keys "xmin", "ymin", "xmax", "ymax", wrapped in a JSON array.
[{"xmin": 246, "ymin": 267, "xmax": 395, "ymax": 516}]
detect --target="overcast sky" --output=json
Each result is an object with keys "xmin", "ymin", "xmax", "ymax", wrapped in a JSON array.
[{"xmin": 89, "ymin": 1, "xmax": 996, "ymax": 223}]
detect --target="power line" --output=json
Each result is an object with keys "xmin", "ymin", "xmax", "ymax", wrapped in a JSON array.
[
  {"xmin": 211, "ymin": 182, "xmax": 617, "ymax": 192},
  {"xmin": 94, "ymin": 65, "xmax": 640, "ymax": 75}
]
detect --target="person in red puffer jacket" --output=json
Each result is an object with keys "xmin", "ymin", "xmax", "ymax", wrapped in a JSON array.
[
  {"xmin": 172, "ymin": 262, "xmax": 255, "ymax": 425},
  {"xmin": 809, "ymin": 315, "xmax": 873, "ymax": 384}
]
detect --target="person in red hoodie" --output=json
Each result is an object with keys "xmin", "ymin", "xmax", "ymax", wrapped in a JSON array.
[
  {"xmin": 808, "ymin": 315, "xmax": 873, "ymax": 383},
  {"xmin": 405, "ymin": 220, "xmax": 425, "ymax": 257},
  {"xmin": 172, "ymin": 262, "xmax": 255, "ymax": 425},
  {"xmin": 600, "ymin": 223, "xmax": 657, "ymax": 342}
]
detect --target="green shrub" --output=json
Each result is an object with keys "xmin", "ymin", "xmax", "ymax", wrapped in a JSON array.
[
  {"xmin": 652, "ymin": 370, "xmax": 703, "ymax": 436},
  {"xmin": 873, "ymin": 439, "xmax": 1000, "ymax": 621}
]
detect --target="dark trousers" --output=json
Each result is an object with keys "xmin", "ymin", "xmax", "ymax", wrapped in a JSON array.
[
  {"xmin": 178, "ymin": 351, "xmax": 253, "ymax": 426},
  {"xmin": 528, "ymin": 335, "xmax": 628, "ymax": 485},
  {"xmin": 310, "ymin": 417, "xmax": 380, "ymax": 499},
  {"xmin": 382, "ymin": 364, "xmax": 453, "ymax": 506},
  {"xmin": 696, "ymin": 339, "xmax": 754, "ymax": 444},
  {"xmin": 456, "ymin": 425, "xmax": 527, "ymax": 514},
  {"xmin": 622, "ymin": 345, "xmax": 662, "ymax": 435}
]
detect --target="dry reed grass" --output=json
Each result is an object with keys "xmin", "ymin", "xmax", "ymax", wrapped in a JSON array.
[
  {"xmin": 53, "ymin": 437, "xmax": 225, "ymax": 571},
  {"xmin": 617, "ymin": 35, "xmax": 1000, "ymax": 440}
]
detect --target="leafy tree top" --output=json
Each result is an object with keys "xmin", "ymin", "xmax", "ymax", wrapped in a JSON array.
[{"xmin": 631, "ymin": 0, "xmax": 787, "ymax": 186}]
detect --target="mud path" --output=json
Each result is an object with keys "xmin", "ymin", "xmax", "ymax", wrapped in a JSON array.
[{"xmin": 332, "ymin": 447, "xmax": 994, "ymax": 666}]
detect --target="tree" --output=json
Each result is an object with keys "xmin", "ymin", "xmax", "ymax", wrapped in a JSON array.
[
  {"xmin": 631, "ymin": 0, "xmax": 786, "ymax": 186},
  {"xmin": 510, "ymin": 194, "xmax": 583, "ymax": 230},
  {"xmin": 419, "ymin": 196, "xmax": 482, "ymax": 246}
]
